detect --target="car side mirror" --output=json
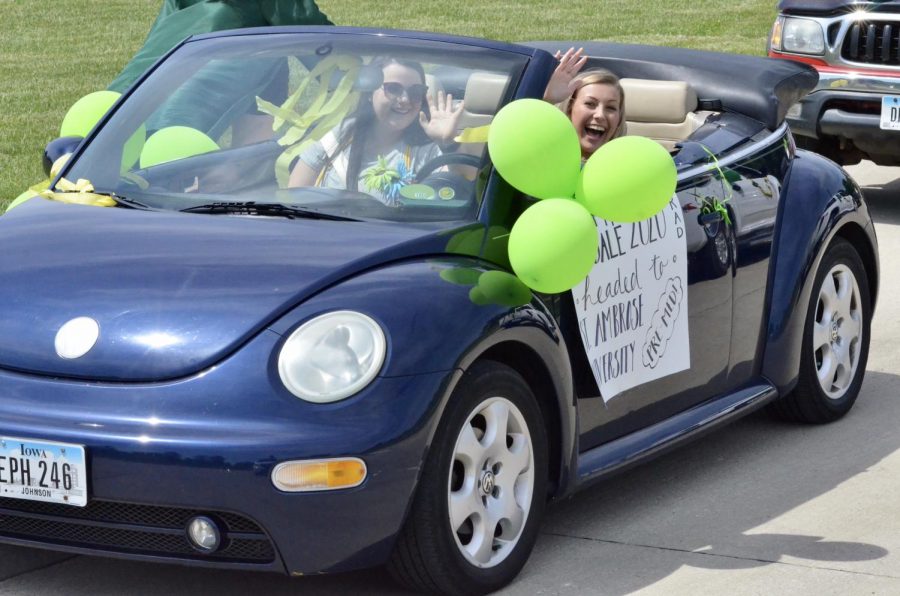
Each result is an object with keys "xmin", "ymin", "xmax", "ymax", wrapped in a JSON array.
[{"xmin": 42, "ymin": 136, "xmax": 83, "ymax": 177}]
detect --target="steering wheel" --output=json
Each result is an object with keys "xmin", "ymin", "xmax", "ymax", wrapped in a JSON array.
[{"xmin": 414, "ymin": 152, "xmax": 483, "ymax": 183}]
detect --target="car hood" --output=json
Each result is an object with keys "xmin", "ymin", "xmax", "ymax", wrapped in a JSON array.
[
  {"xmin": 779, "ymin": 0, "xmax": 900, "ymax": 15},
  {"xmin": 0, "ymin": 199, "xmax": 451, "ymax": 381}
]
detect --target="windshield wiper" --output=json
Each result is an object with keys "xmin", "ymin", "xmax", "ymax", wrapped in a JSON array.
[
  {"xmin": 108, "ymin": 193, "xmax": 152, "ymax": 210},
  {"xmin": 180, "ymin": 201, "xmax": 356, "ymax": 221}
]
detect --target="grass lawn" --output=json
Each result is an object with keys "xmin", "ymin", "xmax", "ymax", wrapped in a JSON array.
[{"xmin": 0, "ymin": 0, "xmax": 777, "ymax": 209}]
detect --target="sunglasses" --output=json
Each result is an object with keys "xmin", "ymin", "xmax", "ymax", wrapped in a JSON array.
[{"xmin": 381, "ymin": 82, "xmax": 428, "ymax": 103}]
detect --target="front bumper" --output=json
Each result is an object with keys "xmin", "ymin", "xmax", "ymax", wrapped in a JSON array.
[
  {"xmin": 0, "ymin": 329, "xmax": 455, "ymax": 574},
  {"xmin": 787, "ymin": 70, "xmax": 900, "ymax": 163}
]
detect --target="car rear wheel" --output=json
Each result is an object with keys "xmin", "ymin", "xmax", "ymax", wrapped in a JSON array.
[
  {"xmin": 388, "ymin": 361, "xmax": 548, "ymax": 595},
  {"xmin": 769, "ymin": 238, "xmax": 871, "ymax": 423}
]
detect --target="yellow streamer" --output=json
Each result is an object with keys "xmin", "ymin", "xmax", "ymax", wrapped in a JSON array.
[
  {"xmin": 40, "ymin": 178, "xmax": 116, "ymax": 207},
  {"xmin": 120, "ymin": 171, "xmax": 150, "ymax": 190},
  {"xmin": 268, "ymin": 55, "xmax": 358, "ymax": 131},
  {"xmin": 29, "ymin": 179, "xmax": 51, "ymax": 194},
  {"xmin": 255, "ymin": 54, "xmax": 364, "ymax": 188},
  {"xmin": 274, "ymin": 92, "xmax": 360, "ymax": 188},
  {"xmin": 455, "ymin": 125, "xmax": 491, "ymax": 144}
]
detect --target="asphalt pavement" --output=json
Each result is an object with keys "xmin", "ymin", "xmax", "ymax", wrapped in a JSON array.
[{"xmin": 1, "ymin": 161, "xmax": 899, "ymax": 595}]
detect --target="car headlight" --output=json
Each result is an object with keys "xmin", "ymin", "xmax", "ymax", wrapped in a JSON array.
[
  {"xmin": 780, "ymin": 17, "xmax": 825, "ymax": 55},
  {"xmin": 278, "ymin": 311, "xmax": 386, "ymax": 403}
]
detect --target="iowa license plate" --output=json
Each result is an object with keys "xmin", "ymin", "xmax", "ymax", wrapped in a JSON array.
[
  {"xmin": 880, "ymin": 96, "xmax": 900, "ymax": 130},
  {"xmin": 0, "ymin": 437, "xmax": 87, "ymax": 507}
]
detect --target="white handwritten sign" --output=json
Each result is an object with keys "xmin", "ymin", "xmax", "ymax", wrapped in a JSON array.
[{"xmin": 572, "ymin": 196, "xmax": 689, "ymax": 401}]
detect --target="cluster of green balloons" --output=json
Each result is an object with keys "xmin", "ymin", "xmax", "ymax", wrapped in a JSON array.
[
  {"xmin": 487, "ymin": 98, "xmax": 677, "ymax": 293},
  {"xmin": 5, "ymin": 91, "xmax": 124, "ymax": 213},
  {"xmin": 5, "ymin": 90, "xmax": 223, "ymax": 214}
]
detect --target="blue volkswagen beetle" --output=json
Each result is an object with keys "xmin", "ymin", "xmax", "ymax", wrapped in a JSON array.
[{"xmin": 0, "ymin": 27, "xmax": 879, "ymax": 595}]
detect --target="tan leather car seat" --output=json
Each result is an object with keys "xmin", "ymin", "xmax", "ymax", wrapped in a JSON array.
[
  {"xmin": 620, "ymin": 78, "xmax": 715, "ymax": 151},
  {"xmin": 454, "ymin": 72, "xmax": 511, "ymax": 157},
  {"xmin": 425, "ymin": 73, "xmax": 444, "ymax": 101},
  {"xmin": 460, "ymin": 71, "xmax": 510, "ymax": 129}
]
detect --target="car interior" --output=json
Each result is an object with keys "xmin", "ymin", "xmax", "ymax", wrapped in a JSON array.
[
  {"xmin": 620, "ymin": 78, "xmax": 718, "ymax": 152},
  {"xmin": 118, "ymin": 50, "xmax": 759, "ymax": 212},
  {"xmin": 450, "ymin": 68, "xmax": 725, "ymax": 158}
]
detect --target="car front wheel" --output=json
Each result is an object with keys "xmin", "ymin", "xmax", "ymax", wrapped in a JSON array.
[
  {"xmin": 769, "ymin": 237, "xmax": 871, "ymax": 423},
  {"xmin": 388, "ymin": 361, "xmax": 548, "ymax": 595}
]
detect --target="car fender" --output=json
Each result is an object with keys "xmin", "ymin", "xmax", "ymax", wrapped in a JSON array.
[
  {"xmin": 441, "ymin": 300, "xmax": 579, "ymax": 498},
  {"xmin": 267, "ymin": 258, "xmax": 578, "ymax": 495},
  {"xmin": 762, "ymin": 149, "xmax": 878, "ymax": 393}
]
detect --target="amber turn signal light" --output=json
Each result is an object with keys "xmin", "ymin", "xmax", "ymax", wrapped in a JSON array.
[{"xmin": 271, "ymin": 458, "xmax": 367, "ymax": 492}]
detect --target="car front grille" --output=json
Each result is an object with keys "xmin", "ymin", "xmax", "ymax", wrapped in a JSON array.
[
  {"xmin": 0, "ymin": 497, "xmax": 276, "ymax": 564},
  {"xmin": 842, "ymin": 20, "xmax": 900, "ymax": 65}
]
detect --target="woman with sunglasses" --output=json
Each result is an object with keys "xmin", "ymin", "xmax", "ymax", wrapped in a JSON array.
[{"xmin": 288, "ymin": 57, "xmax": 464, "ymax": 205}]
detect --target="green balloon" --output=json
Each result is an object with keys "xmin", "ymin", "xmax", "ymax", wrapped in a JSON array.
[
  {"xmin": 58, "ymin": 91, "xmax": 145, "ymax": 172},
  {"xmin": 445, "ymin": 225, "xmax": 510, "ymax": 268},
  {"xmin": 508, "ymin": 198, "xmax": 598, "ymax": 293},
  {"xmin": 576, "ymin": 136, "xmax": 677, "ymax": 223},
  {"xmin": 468, "ymin": 286, "xmax": 491, "ymax": 306},
  {"xmin": 60, "ymin": 91, "xmax": 121, "ymax": 138},
  {"xmin": 140, "ymin": 126, "xmax": 219, "ymax": 168},
  {"xmin": 477, "ymin": 270, "xmax": 532, "ymax": 307},
  {"xmin": 4, "ymin": 189, "xmax": 40, "ymax": 213},
  {"xmin": 440, "ymin": 267, "xmax": 482, "ymax": 286},
  {"xmin": 488, "ymin": 99, "xmax": 581, "ymax": 200},
  {"xmin": 122, "ymin": 125, "xmax": 147, "ymax": 172},
  {"xmin": 445, "ymin": 227, "xmax": 484, "ymax": 256},
  {"xmin": 482, "ymin": 225, "xmax": 511, "ymax": 269}
]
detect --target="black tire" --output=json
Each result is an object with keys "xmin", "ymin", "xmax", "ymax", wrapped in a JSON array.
[
  {"xmin": 769, "ymin": 238, "xmax": 871, "ymax": 423},
  {"xmin": 388, "ymin": 361, "xmax": 548, "ymax": 595},
  {"xmin": 701, "ymin": 220, "xmax": 730, "ymax": 279}
]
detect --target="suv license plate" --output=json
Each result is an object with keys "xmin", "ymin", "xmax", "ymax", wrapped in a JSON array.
[
  {"xmin": 880, "ymin": 96, "xmax": 900, "ymax": 130},
  {"xmin": 0, "ymin": 437, "xmax": 88, "ymax": 507}
]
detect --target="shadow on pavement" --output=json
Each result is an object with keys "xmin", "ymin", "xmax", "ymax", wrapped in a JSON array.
[
  {"xmin": 861, "ymin": 180, "xmax": 900, "ymax": 226},
  {"xmin": 515, "ymin": 369, "xmax": 899, "ymax": 594}
]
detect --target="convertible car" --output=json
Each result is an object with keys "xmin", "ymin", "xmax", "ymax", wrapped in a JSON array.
[{"xmin": 0, "ymin": 27, "xmax": 878, "ymax": 595}]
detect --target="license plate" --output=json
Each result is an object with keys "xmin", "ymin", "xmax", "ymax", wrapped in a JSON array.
[
  {"xmin": 0, "ymin": 437, "xmax": 87, "ymax": 507},
  {"xmin": 880, "ymin": 96, "xmax": 900, "ymax": 130}
]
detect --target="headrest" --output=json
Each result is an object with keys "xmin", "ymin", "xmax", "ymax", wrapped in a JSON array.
[
  {"xmin": 620, "ymin": 79, "xmax": 698, "ymax": 124},
  {"xmin": 425, "ymin": 73, "xmax": 444, "ymax": 99},
  {"xmin": 463, "ymin": 72, "xmax": 511, "ymax": 114}
]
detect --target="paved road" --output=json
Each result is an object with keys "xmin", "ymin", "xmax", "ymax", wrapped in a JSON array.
[{"xmin": 1, "ymin": 162, "xmax": 899, "ymax": 595}]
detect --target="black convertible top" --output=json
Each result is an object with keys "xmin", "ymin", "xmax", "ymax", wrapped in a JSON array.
[
  {"xmin": 526, "ymin": 42, "xmax": 818, "ymax": 131},
  {"xmin": 779, "ymin": 0, "xmax": 900, "ymax": 15}
]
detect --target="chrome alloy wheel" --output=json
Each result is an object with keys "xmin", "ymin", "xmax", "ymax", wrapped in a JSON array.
[
  {"xmin": 448, "ymin": 396, "xmax": 534, "ymax": 568},
  {"xmin": 813, "ymin": 263, "xmax": 863, "ymax": 399}
]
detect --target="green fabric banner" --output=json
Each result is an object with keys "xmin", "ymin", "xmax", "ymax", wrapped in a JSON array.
[{"xmin": 107, "ymin": 0, "xmax": 332, "ymax": 93}]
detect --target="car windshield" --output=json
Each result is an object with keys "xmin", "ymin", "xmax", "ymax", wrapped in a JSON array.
[{"xmin": 63, "ymin": 33, "xmax": 528, "ymax": 223}]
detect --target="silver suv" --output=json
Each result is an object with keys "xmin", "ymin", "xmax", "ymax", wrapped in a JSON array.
[{"xmin": 769, "ymin": 0, "xmax": 900, "ymax": 166}]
